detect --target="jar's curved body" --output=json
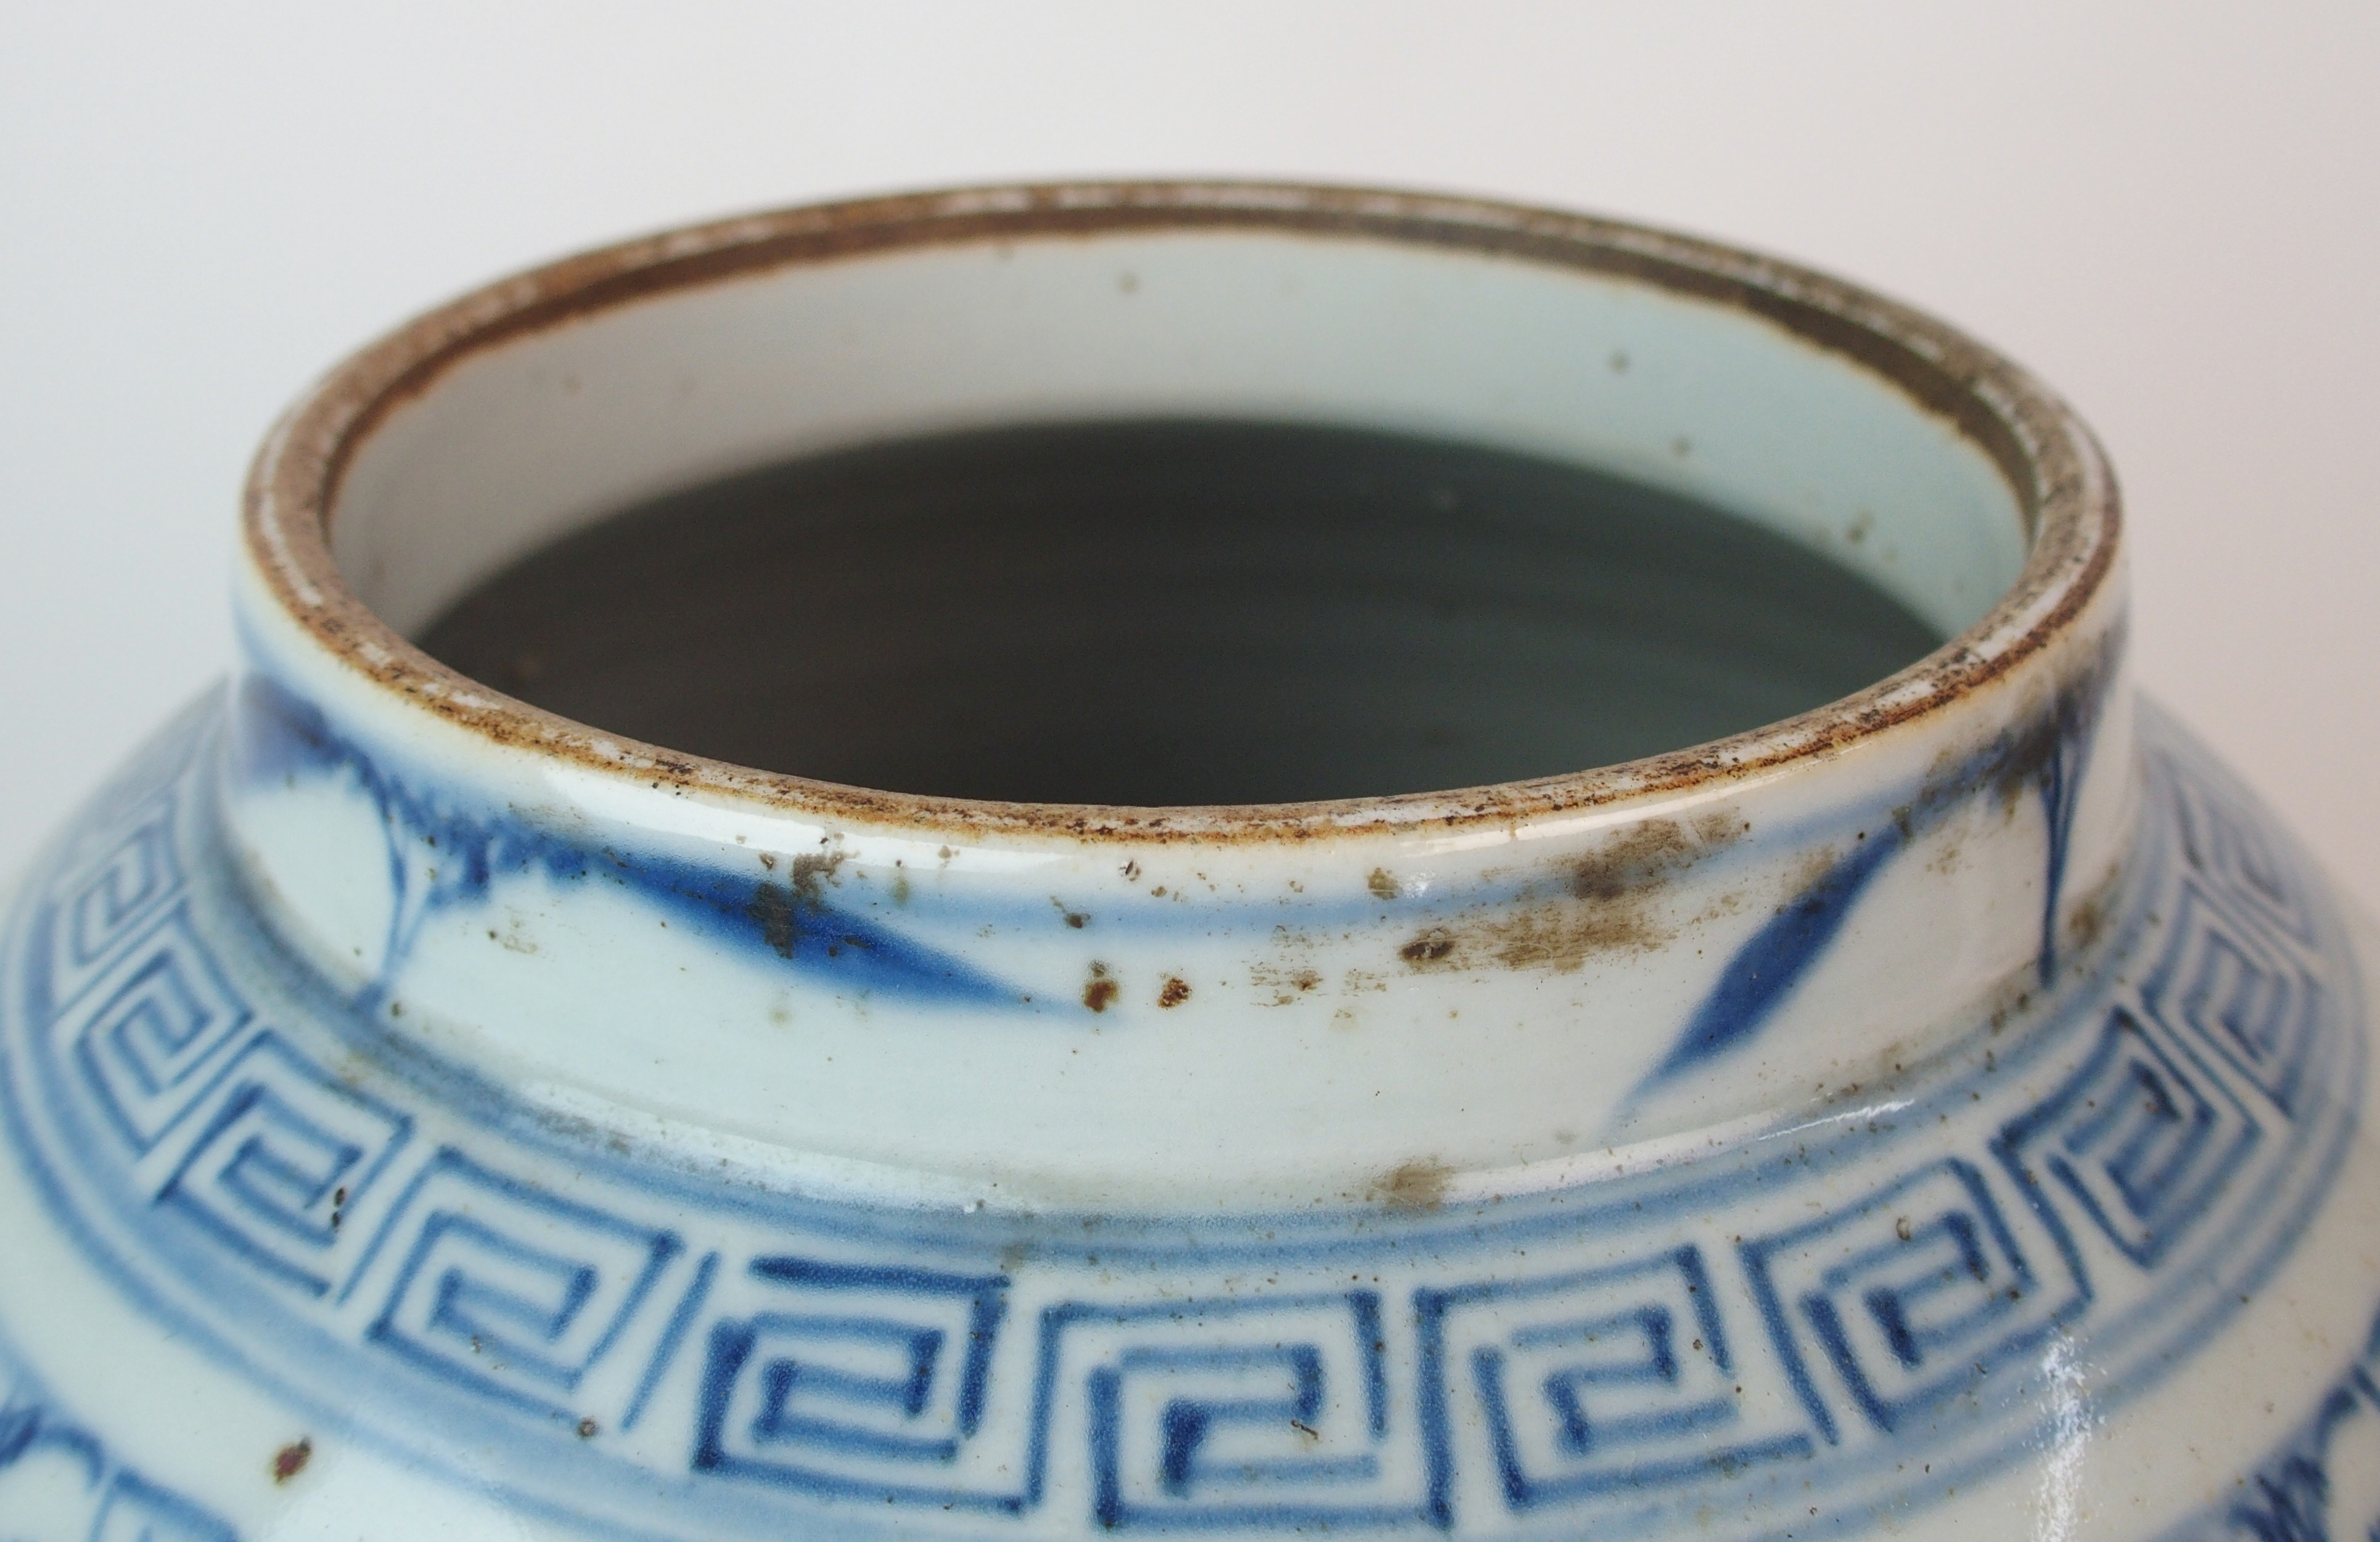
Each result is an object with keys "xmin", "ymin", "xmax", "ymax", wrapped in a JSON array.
[
  {"xmin": 3, "ymin": 691, "xmax": 2373, "ymax": 1541},
  {"xmin": 0, "ymin": 185, "xmax": 2368, "ymax": 1541}
]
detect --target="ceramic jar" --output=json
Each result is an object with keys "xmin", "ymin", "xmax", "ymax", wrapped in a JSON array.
[{"xmin": 0, "ymin": 184, "xmax": 2371, "ymax": 1542}]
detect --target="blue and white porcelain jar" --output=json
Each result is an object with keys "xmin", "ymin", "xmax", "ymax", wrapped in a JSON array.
[{"xmin": 1, "ymin": 184, "xmax": 2371, "ymax": 1541}]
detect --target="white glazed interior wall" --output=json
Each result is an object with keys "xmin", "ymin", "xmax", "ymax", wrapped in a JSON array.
[{"xmin": 330, "ymin": 229, "xmax": 2029, "ymax": 647}]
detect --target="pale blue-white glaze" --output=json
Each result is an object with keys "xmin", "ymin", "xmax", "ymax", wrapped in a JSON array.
[
  {"xmin": 1, "ymin": 184, "xmax": 2368, "ymax": 1542},
  {"xmin": 0, "ymin": 694, "xmax": 2365, "ymax": 1540}
]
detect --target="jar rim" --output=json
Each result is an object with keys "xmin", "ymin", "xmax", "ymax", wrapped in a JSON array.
[{"xmin": 242, "ymin": 180, "xmax": 2120, "ymax": 844}]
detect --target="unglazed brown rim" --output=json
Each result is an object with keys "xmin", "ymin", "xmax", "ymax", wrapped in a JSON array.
[{"xmin": 244, "ymin": 181, "xmax": 2119, "ymax": 843}]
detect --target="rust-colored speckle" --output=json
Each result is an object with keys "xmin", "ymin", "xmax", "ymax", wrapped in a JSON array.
[
  {"xmin": 748, "ymin": 847, "xmax": 847, "ymax": 958},
  {"xmin": 1567, "ymin": 817, "xmax": 1726, "ymax": 900},
  {"xmin": 1248, "ymin": 928, "xmax": 1326, "ymax": 1005},
  {"xmin": 1250, "ymin": 955, "xmax": 1326, "ymax": 1005},
  {"xmin": 1158, "ymin": 976, "xmax": 1192, "ymax": 1008},
  {"xmin": 790, "ymin": 849, "xmax": 845, "ymax": 898},
  {"xmin": 577, "ymin": 1417, "xmax": 600, "ymax": 1439},
  {"xmin": 1479, "ymin": 906, "xmax": 1659, "ymax": 969},
  {"xmin": 2067, "ymin": 895, "xmax": 2104, "ymax": 951},
  {"xmin": 271, "ymin": 1438, "xmax": 313, "ymax": 1484},
  {"xmin": 1083, "ymin": 963, "xmax": 1118, "ymax": 1014},
  {"xmin": 1400, "ymin": 929, "xmax": 1457, "ymax": 966},
  {"xmin": 1375, "ymin": 1159, "xmax": 1453, "ymax": 1210},
  {"xmin": 2062, "ymin": 858, "xmax": 2124, "ymax": 956},
  {"xmin": 1400, "ymin": 816, "xmax": 1739, "ymax": 975},
  {"xmin": 748, "ymin": 886, "xmax": 797, "ymax": 958}
]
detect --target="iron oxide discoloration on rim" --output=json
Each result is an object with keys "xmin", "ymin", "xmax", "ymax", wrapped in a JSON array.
[{"xmin": 242, "ymin": 181, "xmax": 2120, "ymax": 844}]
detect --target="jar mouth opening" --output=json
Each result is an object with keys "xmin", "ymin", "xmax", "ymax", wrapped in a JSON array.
[{"xmin": 243, "ymin": 181, "xmax": 2119, "ymax": 842}]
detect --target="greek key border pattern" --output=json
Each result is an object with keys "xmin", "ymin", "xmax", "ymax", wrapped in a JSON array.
[
  {"xmin": 2163, "ymin": 1302, "xmax": 2380, "ymax": 1542},
  {"xmin": 0, "ymin": 712, "xmax": 2361, "ymax": 1542},
  {"xmin": 0, "ymin": 1324, "xmax": 236, "ymax": 1541}
]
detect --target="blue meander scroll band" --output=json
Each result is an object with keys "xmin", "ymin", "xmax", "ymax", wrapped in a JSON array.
[
  {"xmin": 2161, "ymin": 1297, "xmax": 2380, "ymax": 1542},
  {"xmin": 0, "ymin": 689, "xmax": 2361, "ymax": 1542},
  {"xmin": 0, "ymin": 1319, "xmax": 237, "ymax": 1540}
]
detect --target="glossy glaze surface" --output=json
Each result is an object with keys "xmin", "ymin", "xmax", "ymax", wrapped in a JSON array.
[
  {"xmin": 1, "ymin": 699, "xmax": 2371, "ymax": 1540},
  {"xmin": 0, "ymin": 184, "xmax": 2366, "ymax": 1541}
]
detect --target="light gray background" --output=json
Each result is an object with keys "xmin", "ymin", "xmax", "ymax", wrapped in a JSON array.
[{"xmin": 2, "ymin": 4, "xmax": 2372, "ymax": 906}]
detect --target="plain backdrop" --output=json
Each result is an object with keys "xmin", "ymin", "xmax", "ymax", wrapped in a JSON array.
[{"xmin": 1, "ymin": 4, "xmax": 2373, "ymax": 908}]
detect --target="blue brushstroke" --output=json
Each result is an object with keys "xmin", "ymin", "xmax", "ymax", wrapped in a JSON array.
[
  {"xmin": 229, "ymin": 675, "xmax": 1022, "ymax": 1008},
  {"xmin": 1638, "ymin": 629, "xmax": 2122, "ymax": 1093},
  {"xmin": 2029, "ymin": 685, "xmax": 2098, "ymax": 988},
  {"xmin": 1648, "ymin": 828, "xmax": 1904, "ymax": 1085}
]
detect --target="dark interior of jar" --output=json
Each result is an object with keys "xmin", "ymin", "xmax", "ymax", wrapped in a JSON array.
[{"xmin": 416, "ymin": 419, "xmax": 1941, "ymax": 806}]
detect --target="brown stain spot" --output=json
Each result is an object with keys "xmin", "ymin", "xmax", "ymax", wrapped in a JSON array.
[
  {"xmin": 747, "ymin": 885, "xmax": 797, "ymax": 955},
  {"xmin": 272, "ymin": 1438, "xmax": 313, "ymax": 1484},
  {"xmin": 790, "ymin": 849, "xmax": 845, "ymax": 900},
  {"xmin": 748, "ymin": 847, "xmax": 848, "ymax": 958},
  {"xmin": 1693, "ymin": 890, "xmax": 1745, "ymax": 924},
  {"xmin": 1400, "ymin": 929, "xmax": 1457, "ymax": 966},
  {"xmin": 2067, "ymin": 895, "xmax": 2104, "ymax": 951},
  {"xmin": 1786, "ymin": 845, "xmax": 1841, "ymax": 900},
  {"xmin": 2062, "ymin": 856, "xmax": 2124, "ymax": 956},
  {"xmin": 1367, "ymin": 867, "xmax": 1400, "ymax": 902},
  {"xmin": 1567, "ymin": 818, "xmax": 1712, "ymax": 901},
  {"xmin": 1399, "ymin": 816, "xmax": 1741, "ymax": 975},
  {"xmin": 1375, "ymin": 1158, "xmax": 1453, "ymax": 1211},
  {"xmin": 1083, "ymin": 963, "xmax": 1118, "ymax": 1013},
  {"xmin": 577, "ymin": 1417, "xmax": 600, "ymax": 1439},
  {"xmin": 1250, "ymin": 959, "xmax": 1325, "ymax": 1005},
  {"xmin": 1158, "ymin": 976, "xmax": 1192, "ymax": 1008},
  {"xmin": 1475, "ymin": 906, "xmax": 1659, "ymax": 970},
  {"xmin": 1250, "ymin": 928, "xmax": 1325, "ymax": 1005}
]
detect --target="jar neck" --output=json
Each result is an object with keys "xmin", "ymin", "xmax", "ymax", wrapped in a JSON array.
[{"xmin": 213, "ymin": 557, "xmax": 2138, "ymax": 1209}]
